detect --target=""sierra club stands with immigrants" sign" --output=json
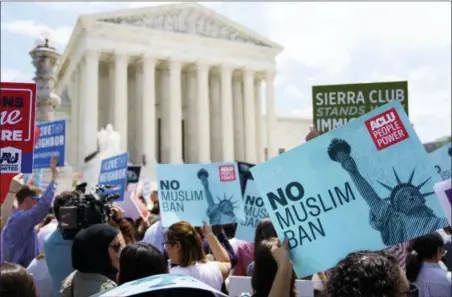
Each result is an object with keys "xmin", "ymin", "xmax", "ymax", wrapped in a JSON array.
[{"xmin": 312, "ymin": 81, "xmax": 409, "ymax": 134}]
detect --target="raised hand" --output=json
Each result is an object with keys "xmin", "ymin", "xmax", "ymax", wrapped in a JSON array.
[
  {"xmin": 9, "ymin": 174, "xmax": 24, "ymax": 193},
  {"xmin": 305, "ymin": 125, "xmax": 319, "ymax": 142},
  {"xmin": 271, "ymin": 239, "xmax": 291, "ymax": 267},
  {"xmin": 202, "ymin": 220, "xmax": 213, "ymax": 237},
  {"xmin": 50, "ymin": 156, "xmax": 59, "ymax": 181}
]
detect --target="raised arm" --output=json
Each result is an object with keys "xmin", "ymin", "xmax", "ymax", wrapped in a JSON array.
[
  {"xmin": 202, "ymin": 222, "xmax": 231, "ymax": 280},
  {"xmin": 21, "ymin": 157, "xmax": 59, "ymax": 228},
  {"xmin": 1, "ymin": 174, "xmax": 23, "ymax": 230},
  {"xmin": 268, "ymin": 240, "xmax": 294, "ymax": 297}
]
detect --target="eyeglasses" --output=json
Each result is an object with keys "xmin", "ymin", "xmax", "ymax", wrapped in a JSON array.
[
  {"xmin": 163, "ymin": 241, "xmax": 176, "ymax": 250},
  {"xmin": 30, "ymin": 195, "xmax": 40, "ymax": 201}
]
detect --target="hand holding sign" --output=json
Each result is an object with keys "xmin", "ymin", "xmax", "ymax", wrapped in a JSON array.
[{"xmin": 271, "ymin": 239, "xmax": 292, "ymax": 268}]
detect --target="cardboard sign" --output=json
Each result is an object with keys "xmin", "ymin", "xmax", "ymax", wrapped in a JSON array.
[
  {"xmin": 251, "ymin": 101, "xmax": 447, "ymax": 278},
  {"xmin": 98, "ymin": 152, "xmax": 128, "ymax": 201},
  {"xmin": 433, "ymin": 178, "xmax": 452, "ymax": 225},
  {"xmin": 0, "ymin": 82, "xmax": 37, "ymax": 173},
  {"xmin": 156, "ymin": 162, "xmax": 245, "ymax": 227},
  {"xmin": 34, "ymin": 119, "xmax": 66, "ymax": 168},
  {"xmin": 429, "ymin": 142, "xmax": 452, "ymax": 181},
  {"xmin": 312, "ymin": 81, "xmax": 409, "ymax": 134},
  {"xmin": 235, "ymin": 180, "xmax": 268, "ymax": 242}
]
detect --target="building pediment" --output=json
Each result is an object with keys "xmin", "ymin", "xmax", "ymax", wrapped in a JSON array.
[{"xmin": 83, "ymin": 3, "xmax": 282, "ymax": 49}]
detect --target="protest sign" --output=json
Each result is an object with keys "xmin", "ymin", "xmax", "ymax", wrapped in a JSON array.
[
  {"xmin": 0, "ymin": 82, "xmax": 37, "ymax": 173},
  {"xmin": 433, "ymin": 178, "xmax": 452, "ymax": 225},
  {"xmin": 429, "ymin": 142, "xmax": 452, "ymax": 181},
  {"xmin": 156, "ymin": 162, "xmax": 245, "ymax": 227},
  {"xmin": 127, "ymin": 165, "xmax": 141, "ymax": 183},
  {"xmin": 251, "ymin": 101, "xmax": 448, "ymax": 278},
  {"xmin": 312, "ymin": 81, "xmax": 409, "ymax": 134},
  {"xmin": 34, "ymin": 120, "xmax": 66, "ymax": 168},
  {"xmin": 235, "ymin": 180, "xmax": 268, "ymax": 242},
  {"xmin": 94, "ymin": 274, "xmax": 227, "ymax": 297},
  {"xmin": 98, "ymin": 152, "xmax": 128, "ymax": 201}
]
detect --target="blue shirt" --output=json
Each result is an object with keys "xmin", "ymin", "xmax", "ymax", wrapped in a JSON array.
[
  {"xmin": 44, "ymin": 229, "xmax": 74, "ymax": 297},
  {"xmin": 0, "ymin": 181, "xmax": 56, "ymax": 267},
  {"xmin": 414, "ymin": 262, "xmax": 451, "ymax": 297}
]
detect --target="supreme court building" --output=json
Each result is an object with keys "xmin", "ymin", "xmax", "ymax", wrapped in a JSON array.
[{"xmin": 55, "ymin": 2, "xmax": 311, "ymax": 173}]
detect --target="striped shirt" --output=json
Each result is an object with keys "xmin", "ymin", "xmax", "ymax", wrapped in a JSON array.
[{"xmin": 383, "ymin": 241, "xmax": 409, "ymax": 271}]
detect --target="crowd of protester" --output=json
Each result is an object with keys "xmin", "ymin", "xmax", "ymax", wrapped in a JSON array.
[{"xmin": 1, "ymin": 138, "xmax": 451, "ymax": 297}]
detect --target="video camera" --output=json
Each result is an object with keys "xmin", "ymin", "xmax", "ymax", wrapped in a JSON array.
[{"xmin": 58, "ymin": 183, "xmax": 120, "ymax": 240}]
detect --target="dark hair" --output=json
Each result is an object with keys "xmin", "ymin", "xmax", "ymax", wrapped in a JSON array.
[
  {"xmin": 325, "ymin": 251, "xmax": 404, "ymax": 297},
  {"xmin": 253, "ymin": 218, "xmax": 277, "ymax": 258},
  {"xmin": 406, "ymin": 232, "xmax": 444, "ymax": 282},
  {"xmin": 16, "ymin": 185, "xmax": 41, "ymax": 205},
  {"xmin": 53, "ymin": 191, "xmax": 77, "ymax": 221},
  {"xmin": 251, "ymin": 238, "xmax": 296, "ymax": 297},
  {"xmin": 223, "ymin": 223, "xmax": 237, "ymax": 239},
  {"xmin": 136, "ymin": 288, "xmax": 218, "ymax": 297},
  {"xmin": 118, "ymin": 242, "xmax": 168, "ymax": 285},
  {"xmin": 72, "ymin": 224, "xmax": 119, "ymax": 280},
  {"xmin": 165, "ymin": 221, "xmax": 206, "ymax": 267},
  {"xmin": 0, "ymin": 262, "xmax": 37, "ymax": 297}
]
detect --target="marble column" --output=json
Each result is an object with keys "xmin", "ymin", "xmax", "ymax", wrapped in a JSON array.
[
  {"xmin": 82, "ymin": 50, "xmax": 100, "ymax": 159},
  {"xmin": 142, "ymin": 55, "xmax": 157, "ymax": 178},
  {"xmin": 243, "ymin": 69, "xmax": 257, "ymax": 163},
  {"xmin": 197, "ymin": 62, "xmax": 211, "ymax": 163},
  {"xmin": 220, "ymin": 65, "xmax": 234, "ymax": 161},
  {"xmin": 160, "ymin": 70, "xmax": 170, "ymax": 163},
  {"xmin": 69, "ymin": 68, "xmax": 79, "ymax": 168},
  {"xmin": 113, "ymin": 53, "xmax": 129, "ymax": 152},
  {"xmin": 169, "ymin": 60, "xmax": 183, "ymax": 163},
  {"xmin": 232, "ymin": 76, "xmax": 245, "ymax": 161},
  {"xmin": 254, "ymin": 78, "xmax": 264, "ymax": 163},
  {"xmin": 186, "ymin": 69, "xmax": 197, "ymax": 163},
  {"xmin": 210, "ymin": 73, "xmax": 221, "ymax": 162},
  {"xmin": 266, "ymin": 72, "xmax": 277, "ymax": 159}
]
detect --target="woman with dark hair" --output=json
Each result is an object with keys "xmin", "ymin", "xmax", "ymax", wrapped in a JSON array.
[
  {"xmin": 325, "ymin": 251, "xmax": 412, "ymax": 297},
  {"xmin": 406, "ymin": 232, "xmax": 451, "ymax": 297},
  {"xmin": 243, "ymin": 218, "xmax": 278, "ymax": 276},
  {"xmin": 0, "ymin": 262, "xmax": 38, "ymax": 297},
  {"xmin": 164, "ymin": 221, "xmax": 231, "ymax": 290},
  {"xmin": 117, "ymin": 242, "xmax": 168, "ymax": 285},
  {"xmin": 60, "ymin": 224, "xmax": 126, "ymax": 297},
  {"xmin": 249, "ymin": 237, "xmax": 296, "ymax": 297}
]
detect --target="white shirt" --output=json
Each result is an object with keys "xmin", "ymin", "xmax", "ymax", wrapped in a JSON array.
[
  {"xmin": 142, "ymin": 220, "xmax": 167, "ymax": 253},
  {"xmin": 27, "ymin": 256, "xmax": 53, "ymax": 297},
  {"xmin": 170, "ymin": 262, "xmax": 223, "ymax": 291},
  {"xmin": 228, "ymin": 238, "xmax": 239, "ymax": 256},
  {"xmin": 37, "ymin": 219, "xmax": 57, "ymax": 254},
  {"xmin": 414, "ymin": 262, "xmax": 451, "ymax": 297}
]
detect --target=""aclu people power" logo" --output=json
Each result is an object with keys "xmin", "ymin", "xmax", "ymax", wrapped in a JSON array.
[{"xmin": 0, "ymin": 146, "xmax": 22, "ymax": 173}]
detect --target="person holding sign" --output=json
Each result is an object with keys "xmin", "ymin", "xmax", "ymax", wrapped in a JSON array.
[
  {"xmin": 1, "ymin": 156, "xmax": 59, "ymax": 267},
  {"xmin": 164, "ymin": 221, "xmax": 231, "ymax": 291}
]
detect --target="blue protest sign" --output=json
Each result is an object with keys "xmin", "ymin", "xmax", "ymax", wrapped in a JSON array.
[
  {"xmin": 93, "ymin": 274, "xmax": 227, "ymax": 297},
  {"xmin": 429, "ymin": 142, "xmax": 451, "ymax": 181},
  {"xmin": 156, "ymin": 162, "xmax": 245, "ymax": 227},
  {"xmin": 250, "ymin": 101, "xmax": 449, "ymax": 278},
  {"xmin": 33, "ymin": 120, "xmax": 66, "ymax": 168},
  {"xmin": 98, "ymin": 152, "xmax": 128, "ymax": 201},
  {"xmin": 235, "ymin": 180, "xmax": 268, "ymax": 242}
]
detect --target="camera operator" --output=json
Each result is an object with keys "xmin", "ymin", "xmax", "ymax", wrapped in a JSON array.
[
  {"xmin": 44, "ymin": 190, "xmax": 78, "ymax": 297},
  {"xmin": 1, "ymin": 156, "xmax": 59, "ymax": 267}
]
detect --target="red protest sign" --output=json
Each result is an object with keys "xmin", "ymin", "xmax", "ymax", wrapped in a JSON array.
[{"xmin": 0, "ymin": 82, "xmax": 37, "ymax": 174}]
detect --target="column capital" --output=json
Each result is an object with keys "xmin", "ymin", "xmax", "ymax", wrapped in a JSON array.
[
  {"xmin": 243, "ymin": 68, "xmax": 255, "ymax": 78},
  {"xmin": 84, "ymin": 49, "xmax": 100, "ymax": 60},
  {"xmin": 114, "ymin": 51, "xmax": 130, "ymax": 63},
  {"xmin": 169, "ymin": 59, "xmax": 182, "ymax": 70},
  {"xmin": 196, "ymin": 61, "xmax": 211, "ymax": 72}
]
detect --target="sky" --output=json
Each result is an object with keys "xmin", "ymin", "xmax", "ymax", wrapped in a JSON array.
[{"xmin": 1, "ymin": 1, "xmax": 451, "ymax": 143}]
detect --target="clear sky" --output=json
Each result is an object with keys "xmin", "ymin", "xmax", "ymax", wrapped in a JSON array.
[{"xmin": 1, "ymin": 2, "xmax": 450, "ymax": 143}]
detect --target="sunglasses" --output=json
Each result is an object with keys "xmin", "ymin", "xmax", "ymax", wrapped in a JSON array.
[{"xmin": 30, "ymin": 195, "xmax": 40, "ymax": 201}]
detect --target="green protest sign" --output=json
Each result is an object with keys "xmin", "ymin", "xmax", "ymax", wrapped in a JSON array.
[{"xmin": 312, "ymin": 81, "xmax": 409, "ymax": 134}]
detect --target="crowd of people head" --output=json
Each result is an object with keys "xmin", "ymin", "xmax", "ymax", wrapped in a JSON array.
[{"xmin": 0, "ymin": 156, "xmax": 451, "ymax": 297}]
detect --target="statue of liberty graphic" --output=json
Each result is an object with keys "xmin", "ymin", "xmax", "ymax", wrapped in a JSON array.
[
  {"xmin": 327, "ymin": 138, "xmax": 448, "ymax": 246},
  {"xmin": 197, "ymin": 168, "xmax": 238, "ymax": 225}
]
